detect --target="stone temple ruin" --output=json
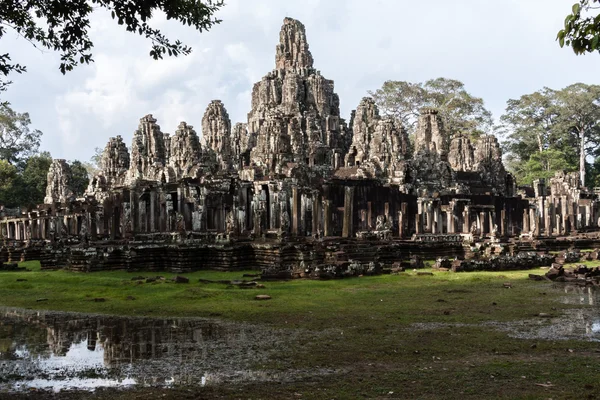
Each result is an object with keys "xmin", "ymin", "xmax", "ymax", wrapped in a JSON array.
[{"xmin": 1, "ymin": 18, "xmax": 600, "ymax": 276}]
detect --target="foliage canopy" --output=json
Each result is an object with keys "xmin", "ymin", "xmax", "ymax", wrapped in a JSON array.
[
  {"xmin": 558, "ymin": 0, "xmax": 600, "ymax": 54},
  {"xmin": 369, "ymin": 78, "xmax": 493, "ymax": 139},
  {"xmin": 0, "ymin": 0, "xmax": 224, "ymax": 97}
]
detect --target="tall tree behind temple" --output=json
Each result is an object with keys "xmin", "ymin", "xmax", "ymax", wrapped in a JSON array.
[
  {"xmin": 501, "ymin": 83, "xmax": 600, "ymax": 186},
  {"xmin": 0, "ymin": 159, "xmax": 18, "ymax": 207},
  {"xmin": 0, "ymin": 104, "xmax": 41, "ymax": 168},
  {"xmin": 19, "ymin": 152, "xmax": 52, "ymax": 206},
  {"xmin": 369, "ymin": 77, "xmax": 493, "ymax": 139},
  {"xmin": 554, "ymin": 83, "xmax": 600, "ymax": 186},
  {"xmin": 501, "ymin": 88, "xmax": 559, "ymax": 158},
  {"xmin": 70, "ymin": 160, "xmax": 90, "ymax": 197}
]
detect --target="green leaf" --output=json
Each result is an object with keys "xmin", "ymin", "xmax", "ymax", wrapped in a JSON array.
[
  {"xmin": 572, "ymin": 3, "xmax": 581, "ymax": 15},
  {"xmin": 565, "ymin": 15, "xmax": 574, "ymax": 27},
  {"xmin": 592, "ymin": 35, "xmax": 600, "ymax": 50}
]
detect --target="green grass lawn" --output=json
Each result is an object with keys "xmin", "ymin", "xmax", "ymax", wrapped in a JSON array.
[
  {"xmin": 2, "ymin": 261, "xmax": 600, "ymax": 399},
  {"xmin": 0, "ymin": 261, "xmax": 579, "ymax": 326}
]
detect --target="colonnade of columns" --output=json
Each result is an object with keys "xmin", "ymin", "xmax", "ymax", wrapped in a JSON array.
[
  {"xmin": 10, "ymin": 181, "xmax": 595, "ymax": 242},
  {"xmin": 522, "ymin": 196, "xmax": 597, "ymax": 237}
]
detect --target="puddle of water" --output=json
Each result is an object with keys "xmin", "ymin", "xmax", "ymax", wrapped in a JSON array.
[
  {"xmin": 412, "ymin": 285, "xmax": 600, "ymax": 342},
  {"xmin": 0, "ymin": 308, "xmax": 294, "ymax": 393}
]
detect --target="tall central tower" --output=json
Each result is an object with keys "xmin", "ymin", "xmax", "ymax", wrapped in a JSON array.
[{"xmin": 248, "ymin": 18, "xmax": 347, "ymax": 176}]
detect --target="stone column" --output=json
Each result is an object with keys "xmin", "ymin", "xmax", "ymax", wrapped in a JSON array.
[
  {"xmin": 177, "ymin": 187, "xmax": 185, "ymax": 220},
  {"xmin": 463, "ymin": 206, "xmax": 471, "ymax": 234},
  {"xmin": 159, "ymin": 194, "xmax": 167, "ymax": 232},
  {"xmin": 90, "ymin": 211, "xmax": 97, "ymax": 241},
  {"xmin": 312, "ymin": 194, "xmax": 321, "ymax": 236},
  {"xmin": 538, "ymin": 197, "xmax": 545, "ymax": 235},
  {"xmin": 367, "ymin": 201, "xmax": 372, "ymax": 230},
  {"xmin": 586, "ymin": 203, "xmax": 592, "ymax": 228},
  {"xmin": 523, "ymin": 208, "xmax": 530, "ymax": 234},
  {"xmin": 41, "ymin": 218, "xmax": 47, "ymax": 240},
  {"xmin": 130, "ymin": 190, "xmax": 139, "ymax": 235},
  {"xmin": 342, "ymin": 186, "xmax": 354, "ymax": 238},
  {"xmin": 447, "ymin": 203, "xmax": 455, "ymax": 234},
  {"xmin": 292, "ymin": 186, "xmax": 300, "ymax": 236},
  {"xmin": 300, "ymin": 194, "xmax": 308, "ymax": 236},
  {"xmin": 544, "ymin": 201, "xmax": 553, "ymax": 237},
  {"xmin": 360, "ymin": 209, "xmax": 367, "ymax": 231},
  {"xmin": 270, "ymin": 189, "xmax": 278, "ymax": 230},
  {"xmin": 150, "ymin": 191, "xmax": 158, "ymax": 233},
  {"xmin": 432, "ymin": 203, "xmax": 440, "ymax": 234},
  {"xmin": 416, "ymin": 200, "xmax": 423, "ymax": 234},
  {"xmin": 426, "ymin": 201, "xmax": 433, "ymax": 233},
  {"xmin": 110, "ymin": 210, "xmax": 118, "ymax": 240},
  {"xmin": 561, "ymin": 195, "xmax": 569, "ymax": 234},
  {"xmin": 530, "ymin": 208, "xmax": 540, "ymax": 237},
  {"xmin": 479, "ymin": 211, "xmax": 486, "ymax": 237},
  {"xmin": 551, "ymin": 197, "xmax": 558, "ymax": 235},
  {"xmin": 56, "ymin": 214, "xmax": 64, "ymax": 239},
  {"xmin": 323, "ymin": 200, "xmax": 332, "ymax": 237},
  {"xmin": 398, "ymin": 211, "xmax": 404, "ymax": 238},
  {"xmin": 96, "ymin": 211, "xmax": 104, "ymax": 237},
  {"xmin": 500, "ymin": 209, "xmax": 506, "ymax": 237},
  {"xmin": 30, "ymin": 220, "xmax": 36, "ymax": 240}
]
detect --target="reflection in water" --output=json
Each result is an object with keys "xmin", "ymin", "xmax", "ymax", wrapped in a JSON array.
[
  {"xmin": 556, "ymin": 285, "xmax": 600, "ymax": 338},
  {"xmin": 0, "ymin": 308, "xmax": 290, "ymax": 392},
  {"xmin": 499, "ymin": 285, "xmax": 600, "ymax": 342},
  {"xmin": 561, "ymin": 285, "xmax": 597, "ymax": 306}
]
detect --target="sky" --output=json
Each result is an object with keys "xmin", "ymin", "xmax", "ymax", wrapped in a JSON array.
[{"xmin": 2, "ymin": 0, "xmax": 600, "ymax": 162}]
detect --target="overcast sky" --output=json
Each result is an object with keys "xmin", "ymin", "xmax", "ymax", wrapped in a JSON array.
[{"xmin": 3, "ymin": 0, "xmax": 600, "ymax": 162}]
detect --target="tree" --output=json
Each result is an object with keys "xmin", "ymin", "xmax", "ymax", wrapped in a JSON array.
[
  {"xmin": 518, "ymin": 150, "xmax": 575, "ymax": 185},
  {"xmin": 0, "ymin": 159, "xmax": 18, "ymax": 206},
  {"xmin": 553, "ymin": 83, "xmax": 600, "ymax": 185},
  {"xmin": 368, "ymin": 81, "xmax": 426, "ymax": 132},
  {"xmin": 0, "ymin": 104, "xmax": 41, "ymax": 167},
  {"xmin": 423, "ymin": 78, "xmax": 493, "ymax": 138},
  {"xmin": 81, "ymin": 147, "xmax": 104, "ymax": 177},
  {"xmin": 0, "ymin": 0, "xmax": 224, "ymax": 98},
  {"xmin": 70, "ymin": 160, "xmax": 89, "ymax": 196},
  {"xmin": 368, "ymin": 78, "xmax": 493, "ymax": 138},
  {"xmin": 500, "ymin": 88, "xmax": 563, "ymax": 172},
  {"xmin": 501, "ymin": 83, "xmax": 600, "ymax": 187},
  {"xmin": 20, "ymin": 152, "xmax": 52, "ymax": 205},
  {"xmin": 558, "ymin": 1, "xmax": 600, "ymax": 55}
]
